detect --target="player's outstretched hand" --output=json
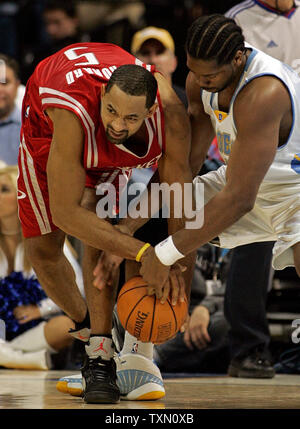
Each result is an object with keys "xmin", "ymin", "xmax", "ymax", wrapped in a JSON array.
[
  {"xmin": 93, "ymin": 251, "xmax": 123, "ymax": 290},
  {"xmin": 93, "ymin": 223, "xmax": 133, "ymax": 290},
  {"xmin": 139, "ymin": 247, "xmax": 186, "ymax": 305}
]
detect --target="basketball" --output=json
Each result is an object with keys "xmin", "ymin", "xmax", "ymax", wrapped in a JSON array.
[{"xmin": 116, "ymin": 276, "xmax": 188, "ymax": 344}]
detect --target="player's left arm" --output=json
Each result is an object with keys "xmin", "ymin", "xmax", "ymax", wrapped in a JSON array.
[{"xmin": 171, "ymin": 75, "xmax": 292, "ymax": 254}]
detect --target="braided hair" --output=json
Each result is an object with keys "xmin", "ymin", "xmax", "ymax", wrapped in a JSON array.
[{"xmin": 186, "ymin": 14, "xmax": 245, "ymax": 65}]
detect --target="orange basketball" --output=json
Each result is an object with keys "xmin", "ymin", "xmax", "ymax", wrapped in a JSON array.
[{"xmin": 117, "ymin": 276, "xmax": 188, "ymax": 344}]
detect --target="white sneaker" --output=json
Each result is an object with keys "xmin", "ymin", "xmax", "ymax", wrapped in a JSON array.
[
  {"xmin": 116, "ymin": 353, "xmax": 165, "ymax": 400},
  {"xmin": 0, "ymin": 339, "xmax": 50, "ymax": 370},
  {"xmin": 56, "ymin": 353, "xmax": 165, "ymax": 401}
]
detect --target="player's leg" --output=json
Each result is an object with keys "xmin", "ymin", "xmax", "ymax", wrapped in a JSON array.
[
  {"xmin": 25, "ymin": 230, "xmax": 87, "ymax": 324},
  {"xmin": 112, "ymin": 219, "xmax": 166, "ymax": 400},
  {"xmin": 79, "ymin": 187, "xmax": 120, "ymax": 404},
  {"xmin": 18, "ymin": 142, "xmax": 88, "ymax": 327}
]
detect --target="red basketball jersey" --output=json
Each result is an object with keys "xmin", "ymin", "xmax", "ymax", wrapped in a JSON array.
[{"xmin": 21, "ymin": 43, "xmax": 165, "ymax": 179}]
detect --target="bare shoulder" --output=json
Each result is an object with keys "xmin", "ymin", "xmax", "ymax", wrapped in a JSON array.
[{"xmin": 236, "ymin": 75, "xmax": 291, "ymax": 114}]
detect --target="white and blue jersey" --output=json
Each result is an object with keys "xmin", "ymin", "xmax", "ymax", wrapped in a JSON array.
[
  {"xmin": 195, "ymin": 46, "xmax": 300, "ymax": 270},
  {"xmin": 201, "ymin": 45, "xmax": 300, "ymax": 185}
]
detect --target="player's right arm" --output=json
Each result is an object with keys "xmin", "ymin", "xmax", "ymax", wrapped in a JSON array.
[
  {"xmin": 46, "ymin": 107, "xmax": 146, "ymax": 259},
  {"xmin": 186, "ymin": 72, "xmax": 215, "ymax": 178}
]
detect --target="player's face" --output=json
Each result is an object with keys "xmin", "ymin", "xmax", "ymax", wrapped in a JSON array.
[
  {"xmin": 0, "ymin": 174, "xmax": 18, "ymax": 220},
  {"xmin": 186, "ymin": 54, "xmax": 239, "ymax": 93},
  {"xmin": 101, "ymin": 84, "xmax": 156, "ymax": 145},
  {"xmin": 0, "ymin": 66, "xmax": 19, "ymax": 120}
]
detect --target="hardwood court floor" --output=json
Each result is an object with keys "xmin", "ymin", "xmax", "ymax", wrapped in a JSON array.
[{"xmin": 0, "ymin": 370, "xmax": 300, "ymax": 409}]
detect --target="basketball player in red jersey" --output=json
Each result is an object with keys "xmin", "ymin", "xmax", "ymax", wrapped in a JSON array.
[{"xmin": 17, "ymin": 42, "xmax": 194, "ymax": 403}]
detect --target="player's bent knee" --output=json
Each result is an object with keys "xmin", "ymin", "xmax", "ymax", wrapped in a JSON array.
[{"xmin": 24, "ymin": 231, "xmax": 65, "ymax": 265}]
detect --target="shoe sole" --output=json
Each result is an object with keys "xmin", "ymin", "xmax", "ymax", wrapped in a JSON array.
[
  {"xmin": 84, "ymin": 390, "xmax": 120, "ymax": 404},
  {"xmin": 228, "ymin": 366, "xmax": 275, "ymax": 379},
  {"xmin": 56, "ymin": 380, "xmax": 165, "ymax": 401},
  {"xmin": 121, "ymin": 382, "xmax": 165, "ymax": 401},
  {"xmin": 56, "ymin": 381, "xmax": 82, "ymax": 397}
]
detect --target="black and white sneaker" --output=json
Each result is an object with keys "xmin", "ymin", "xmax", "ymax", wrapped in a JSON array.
[{"xmin": 81, "ymin": 355, "xmax": 120, "ymax": 403}]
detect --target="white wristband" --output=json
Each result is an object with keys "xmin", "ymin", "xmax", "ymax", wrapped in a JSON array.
[{"xmin": 154, "ymin": 236, "xmax": 184, "ymax": 266}]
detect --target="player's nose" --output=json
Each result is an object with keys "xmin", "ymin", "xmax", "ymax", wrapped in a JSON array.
[
  {"xmin": 195, "ymin": 76, "xmax": 210, "ymax": 87},
  {"xmin": 111, "ymin": 117, "xmax": 127, "ymax": 131}
]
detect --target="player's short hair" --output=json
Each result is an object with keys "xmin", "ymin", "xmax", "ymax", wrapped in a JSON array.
[
  {"xmin": 0, "ymin": 53, "xmax": 20, "ymax": 80},
  {"xmin": 186, "ymin": 14, "xmax": 245, "ymax": 65},
  {"xmin": 106, "ymin": 64, "xmax": 157, "ymax": 109},
  {"xmin": 44, "ymin": 0, "xmax": 77, "ymax": 18}
]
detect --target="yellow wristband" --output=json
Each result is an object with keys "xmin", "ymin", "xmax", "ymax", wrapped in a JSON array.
[{"xmin": 135, "ymin": 243, "xmax": 151, "ymax": 262}]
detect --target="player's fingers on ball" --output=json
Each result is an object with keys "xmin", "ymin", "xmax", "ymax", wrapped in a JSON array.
[
  {"xmin": 154, "ymin": 284, "xmax": 163, "ymax": 300},
  {"xmin": 177, "ymin": 263, "xmax": 187, "ymax": 273},
  {"xmin": 169, "ymin": 273, "xmax": 179, "ymax": 306},
  {"xmin": 147, "ymin": 286, "xmax": 155, "ymax": 295},
  {"xmin": 160, "ymin": 282, "xmax": 170, "ymax": 304},
  {"xmin": 178, "ymin": 275, "xmax": 186, "ymax": 302}
]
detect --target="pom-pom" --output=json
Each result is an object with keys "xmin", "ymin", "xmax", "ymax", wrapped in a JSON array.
[{"xmin": 0, "ymin": 272, "xmax": 47, "ymax": 340}]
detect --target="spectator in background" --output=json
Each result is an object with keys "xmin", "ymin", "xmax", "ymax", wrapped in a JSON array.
[
  {"xmin": 0, "ymin": 1, "xmax": 19, "ymax": 59},
  {"xmin": 131, "ymin": 26, "xmax": 187, "ymax": 108},
  {"xmin": 24, "ymin": 0, "xmax": 90, "ymax": 80},
  {"xmin": 43, "ymin": 0, "xmax": 89, "ymax": 49},
  {"xmin": 222, "ymin": 0, "xmax": 300, "ymax": 379},
  {"xmin": 0, "ymin": 54, "xmax": 21, "ymax": 165},
  {"xmin": 0, "ymin": 163, "xmax": 84, "ymax": 370}
]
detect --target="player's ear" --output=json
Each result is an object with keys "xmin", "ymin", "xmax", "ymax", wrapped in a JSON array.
[
  {"xmin": 234, "ymin": 49, "xmax": 244, "ymax": 67},
  {"xmin": 146, "ymin": 102, "xmax": 158, "ymax": 118}
]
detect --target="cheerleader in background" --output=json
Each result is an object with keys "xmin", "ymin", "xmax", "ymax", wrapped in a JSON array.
[{"xmin": 0, "ymin": 163, "xmax": 84, "ymax": 370}]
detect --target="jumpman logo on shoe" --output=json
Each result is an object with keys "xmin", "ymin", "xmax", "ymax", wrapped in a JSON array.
[
  {"xmin": 77, "ymin": 332, "xmax": 90, "ymax": 341},
  {"xmin": 94, "ymin": 338, "xmax": 108, "ymax": 354}
]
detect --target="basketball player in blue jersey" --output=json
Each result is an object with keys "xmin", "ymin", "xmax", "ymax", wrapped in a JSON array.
[{"xmin": 139, "ymin": 14, "xmax": 300, "ymax": 323}]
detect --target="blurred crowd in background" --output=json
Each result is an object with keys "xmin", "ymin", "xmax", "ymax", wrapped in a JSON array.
[{"xmin": 0, "ymin": 0, "xmax": 241, "ymax": 88}]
